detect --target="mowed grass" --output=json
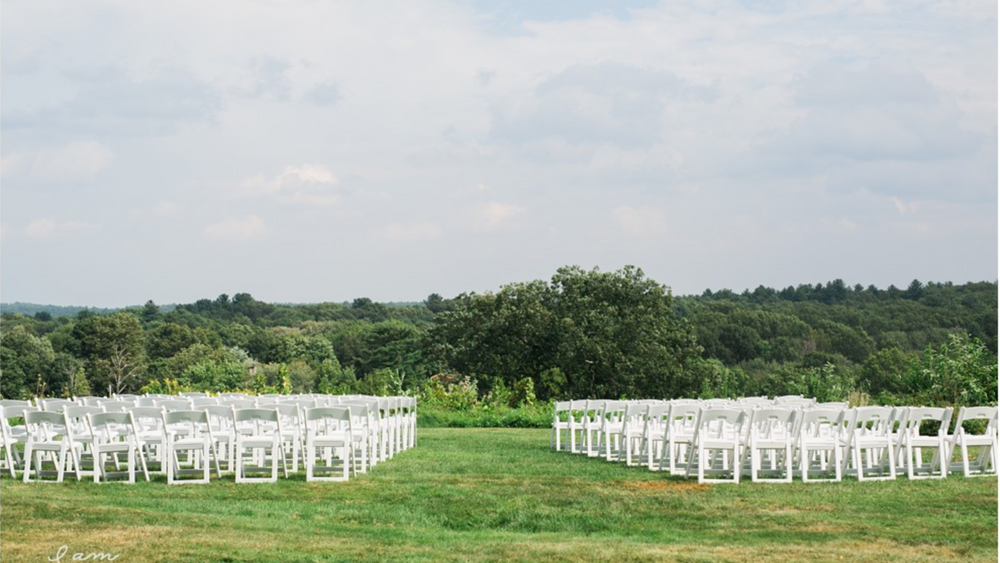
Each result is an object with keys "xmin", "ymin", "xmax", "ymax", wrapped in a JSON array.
[{"xmin": 1, "ymin": 428, "xmax": 996, "ymax": 563}]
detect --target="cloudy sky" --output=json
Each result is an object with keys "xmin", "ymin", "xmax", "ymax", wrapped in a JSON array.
[{"xmin": 2, "ymin": 0, "xmax": 996, "ymax": 307}]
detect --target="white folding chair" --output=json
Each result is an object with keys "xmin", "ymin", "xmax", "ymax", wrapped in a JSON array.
[
  {"xmin": 233, "ymin": 408, "xmax": 286, "ymax": 483},
  {"xmin": 22, "ymin": 410, "xmax": 77, "ymax": 482},
  {"xmin": 130, "ymin": 406, "xmax": 167, "ymax": 473},
  {"xmin": 163, "ymin": 410, "xmax": 220, "ymax": 484},
  {"xmin": 947, "ymin": 406, "xmax": 997, "ymax": 478},
  {"xmin": 87, "ymin": 411, "xmax": 148, "ymax": 483},
  {"xmin": 274, "ymin": 403, "xmax": 304, "ymax": 472},
  {"xmin": 375, "ymin": 398, "xmax": 395, "ymax": 461},
  {"xmin": 620, "ymin": 403, "xmax": 648, "ymax": 466},
  {"xmin": 190, "ymin": 397, "xmax": 219, "ymax": 407},
  {"xmin": 900, "ymin": 407, "xmax": 952, "ymax": 479},
  {"xmin": 660, "ymin": 403, "xmax": 700, "ymax": 475},
  {"xmin": 551, "ymin": 401, "xmax": 572, "ymax": 451},
  {"xmin": 687, "ymin": 407, "xmax": 746, "ymax": 484},
  {"xmin": 583, "ymin": 400, "xmax": 607, "ymax": 458},
  {"xmin": 744, "ymin": 408, "xmax": 797, "ymax": 483},
  {"xmin": 1, "ymin": 404, "xmax": 35, "ymax": 478},
  {"xmin": 400, "ymin": 397, "xmax": 417, "ymax": 450},
  {"xmin": 63, "ymin": 405, "xmax": 105, "ymax": 479},
  {"xmin": 566, "ymin": 400, "xmax": 587, "ymax": 454},
  {"xmin": 843, "ymin": 407, "xmax": 897, "ymax": 481},
  {"xmin": 219, "ymin": 398, "xmax": 256, "ymax": 410},
  {"xmin": 642, "ymin": 404, "xmax": 671, "ymax": 471},
  {"xmin": 197, "ymin": 405, "xmax": 237, "ymax": 474},
  {"xmin": 796, "ymin": 407, "xmax": 845, "ymax": 482},
  {"xmin": 0, "ymin": 399, "xmax": 33, "ymax": 409},
  {"xmin": 343, "ymin": 404, "xmax": 372, "ymax": 474},
  {"xmin": 39, "ymin": 398, "xmax": 75, "ymax": 412},
  {"xmin": 155, "ymin": 399, "xmax": 194, "ymax": 414},
  {"xmin": 303, "ymin": 406, "xmax": 352, "ymax": 482},
  {"xmin": 598, "ymin": 401, "xmax": 627, "ymax": 462},
  {"xmin": 341, "ymin": 400, "xmax": 379, "ymax": 469}
]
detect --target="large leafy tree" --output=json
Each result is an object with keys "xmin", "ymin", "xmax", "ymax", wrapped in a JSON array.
[
  {"xmin": 0, "ymin": 325, "xmax": 56, "ymax": 398},
  {"xmin": 428, "ymin": 266, "xmax": 704, "ymax": 399},
  {"xmin": 73, "ymin": 312, "xmax": 147, "ymax": 395}
]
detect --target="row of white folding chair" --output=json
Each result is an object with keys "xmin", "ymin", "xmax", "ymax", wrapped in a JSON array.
[
  {"xmin": 31, "ymin": 405, "xmax": 159, "ymax": 483},
  {"xmin": 18, "ymin": 408, "xmax": 150, "ymax": 483},
  {"xmin": 553, "ymin": 398, "xmax": 803, "ymax": 456},
  {"xmin": 554, "ymin": 400, "xmax": 861, "ymax": 469},
  {"xmin": 131, "ymin": 396, "xmax": 413, "ymax": 478},
  {"xmin": 712, "ymin": 405, "xmax": 993, "ymax": 482},
  {"xmin": 186, "ymin": 400, "xmax": 416, "ymax": 481},
  {"xmin": 1, "ymin": 404, "xmax": 33, "ymax": 477},
  {"xmin": 838, "ymin": 405, "xmax": 996, "ymax": 481},
  {"xmin": 554, "ymin": 399, "xmax": 702, "ymax": 460},
  {"xmin": 5, "ymin": 393, "xmax": 416, "ymax": 477},
  {"xmin": 9, "ymin": 404, "xmax": 363, "ymax": 484},
  {"xmin": 163, "ymin": 393, "xmax": 416, "ymax": 461},
  {"xmin": 168, "ymin": 405, "xmax": 361, "ymax": 483},
  {"xmin": 659, "ymin": 405, "xmax": 918, "ymax": 483},
  {"xmin": 552, "ymin": 401, "xmax": 997, "ymax": 484},
  {"xmin": 944, "ymin": 406, "xmax": 997, "ymax": 477},
  {"xmin": 331, "ymin": 396, "xmax": 417, "ymax": 462}
]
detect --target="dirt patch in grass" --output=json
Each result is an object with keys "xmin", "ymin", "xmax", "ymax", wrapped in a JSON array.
[
  {"xmin": 621, "ymin": 480, "xmax": 711, "ymax": 493},
  {"xmin": 485, "ymin": 537, "xmax": 989, "ymax": 563}
]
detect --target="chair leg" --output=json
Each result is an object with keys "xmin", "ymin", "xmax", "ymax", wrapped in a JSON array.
[
  {"xmin": 55, "ymin": 448, "xmax": 66, "ymax": 483},
  {"xmin": 306, "ymin": 443, "xmax": 314, "ymax": 481},
  {"xmin": 166, "ymin": 443, "xmax": 174, "ymax": 484},
  {"xmin": 22, "ymin": 445, "xmax": 34, "ymax": 483},
  {"xmin": 94, "ymin": 449, "xmax": 102, "ymax": 483}
]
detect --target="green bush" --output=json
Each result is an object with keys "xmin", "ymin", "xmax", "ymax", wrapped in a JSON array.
[{"xmin": 418, "ymin": 402, "xmax": 551, "ymax": 428}]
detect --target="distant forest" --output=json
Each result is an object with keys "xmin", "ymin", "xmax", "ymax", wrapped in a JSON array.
[{"xmin": 1, "ymin": 266, "xmax": 996, "ymax": 408}]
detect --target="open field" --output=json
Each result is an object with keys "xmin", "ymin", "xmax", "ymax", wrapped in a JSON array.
[{"xmin": 1, "ymin": 428, "xmax": 996, "ymax": 563}]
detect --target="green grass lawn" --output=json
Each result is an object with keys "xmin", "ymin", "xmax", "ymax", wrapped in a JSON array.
[{"xmin": 1, "ymin": 428, "xmax": 996, "ymax": 563}]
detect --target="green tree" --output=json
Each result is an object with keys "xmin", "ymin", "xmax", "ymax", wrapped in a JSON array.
[
  {"xmin": 429, "ymin": 266, "xmax": 703, "ymax": 399},
  {"xmin": 146, "ymin": 322, "xmax": 197, "ymax": 359},
  {"xmin": 860, "ymin": 347, "xmax": 909, "ymax": 397},
  {"xmin": 317, "ymin": 357, "xmax": 357, "ymax": 394},
  {"xmin": 902, "ymin": 334, "xmax": 997, "ymax": 407},
  {"xmin": 180, "ymin": 360, "xmax": 248, "ymax": 392},
  {"xmin": 0, "ymin": 325, "xmax": 56, "ymax": 399},
  {"xmin": 74, "ymin": 312, "xmax": 147, "ymax": 395}
]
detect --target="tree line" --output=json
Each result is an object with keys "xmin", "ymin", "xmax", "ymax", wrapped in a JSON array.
[{"xmin": 1, "ymin": 267, "xmax": 996, "ymax": 408}]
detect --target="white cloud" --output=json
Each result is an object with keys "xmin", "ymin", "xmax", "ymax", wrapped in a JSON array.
[
  {"xmin": 475, "ymin": 201, "xmax": 526, "ymax": 229},
  {"xmin": 612, "ymin": 205, "xmax": 667, "ymax": 238},
  {"xmin": 490, "ymin": 63, "xmax": 715, "ymax": 149},
  {"xmin": 780, "ymin": 62, "xmax": 979, "ymax": 163},
  {"xmin": 153, "ymin": 200, "xmax": 179, "ymax": 217},
  {"xmin": 380, "ymin": 221, "xmax": 443, "ymax": 242},
  {"xmin": 232, "ymin": 164, "xmax": 340, "ymax": 206},
  {"xmin": 204, "ymin": 215, "xmax": 267, "ymax": 240},
  {"xmin": 0, "ymin": 1, "xmax": 994, "ymax": 305},
  {"xmin": 3, "ymin": 65, "xmax": 220, "ymax": 137},
  {"xmin": 25, "ymin": 218, "xmax": 57, "ymax": 237},
  {"xmin": 0, "ymin": 152, "xmax": 27, "ymax": 176},
  {"xmin": 24, "ymin": 218, "xmax": 97, "ymax": 237},
  {"xmin": 237, "ymin": 57, "xmax": 293, "ymax": 101},
  {"xmin": 891, "ymin": 197, "xmax": 921, "ymax": 215},
  {"xmin": 822, "ymin": 216, "xmax": 861, "ymax": 232},
  {"xmin": 302, "ymin": 80, "xmax": 341, "ymax": 105},
  {"xmin": 4, "ymin": 141, "xmax": 115, "ymax": 183}
]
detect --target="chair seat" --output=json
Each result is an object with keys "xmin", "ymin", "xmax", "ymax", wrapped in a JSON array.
[
  {"xmin": 171, "ymin": 438, "xmax": 210, "ymax": 449},
  {"xmin": 309, "ymin": 437, "xmax": 349, "ymax": 448},
  {"xmin": 239, "ymin": 437, "xmax": 279, "ymax": 448}
]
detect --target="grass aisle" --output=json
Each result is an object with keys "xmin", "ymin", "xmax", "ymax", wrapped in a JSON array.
[{"xmin": 1, "ymin": 428, "xmax": 996, "ymax": 562}]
